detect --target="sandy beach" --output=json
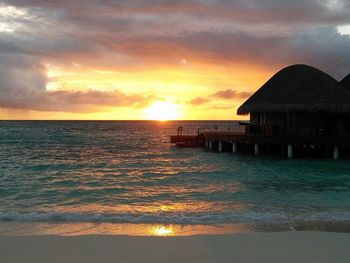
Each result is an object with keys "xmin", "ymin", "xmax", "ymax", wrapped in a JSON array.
[{"xmin": 1, "ymin": 232, "xmax": 349, "ymax": 263}]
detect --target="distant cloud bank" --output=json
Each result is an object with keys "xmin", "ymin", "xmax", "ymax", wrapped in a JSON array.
[{"xmin": 0, "ymin": 0, "xmax": 350, "ymax": 113}]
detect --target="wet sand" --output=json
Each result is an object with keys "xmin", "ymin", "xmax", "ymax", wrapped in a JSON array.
[{"xmin": 1, "ymin": 232, "xmax": 349, "ymax": 263}]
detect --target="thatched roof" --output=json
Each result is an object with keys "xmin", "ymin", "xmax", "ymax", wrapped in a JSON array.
[
  {"xmin": 340, "ymin": 74, "xmax": 350, "ymax": 90},
  {"xmin": 237, "ymin": 64, "xmax": 350, "ymax": 115}
]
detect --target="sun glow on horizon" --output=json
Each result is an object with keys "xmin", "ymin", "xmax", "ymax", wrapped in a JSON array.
[
  {"xmin": 25, "ymin": 62, "xmax": 268, "ymax": 121},
  {"xmin": 145, "ymin": 101, "xmax": 181, "ymax": 121}
]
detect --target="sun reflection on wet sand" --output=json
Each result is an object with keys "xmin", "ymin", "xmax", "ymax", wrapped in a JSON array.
[
  {"xmin": 150, "ymin": 225, "xmax": 174, "ymax": 236},
  {"xmin": 0, "ymin": 222, "xmax": 251, "ymax": 237}
]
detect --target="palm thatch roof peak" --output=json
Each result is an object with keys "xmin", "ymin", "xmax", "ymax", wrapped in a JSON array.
[
  {"xmin": 237, "ymin": 64, "xmax": 350, "ymax": 115},
  {"xmin": 340, "ymin": 73, "xmax": 350, "ymax": 90}
]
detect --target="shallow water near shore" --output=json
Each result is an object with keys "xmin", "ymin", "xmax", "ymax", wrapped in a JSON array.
[{"xmin": 0, "ymin": 121, "xmax": 350, "ymax": 236}]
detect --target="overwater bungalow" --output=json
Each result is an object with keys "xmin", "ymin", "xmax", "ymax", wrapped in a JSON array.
[
  {"xmin": 238, "ymin": 65, "xmax": 350, "ymax": 138},
  {"xmin": 235, "ymin": 64, "xmax": 350, "ymax": 158},
  {"xmin": 172, "ymin": 64, "xmax": 350, "ymax": 159}
]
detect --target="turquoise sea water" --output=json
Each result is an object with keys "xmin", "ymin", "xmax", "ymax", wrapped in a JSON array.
[{"xmin": 0, "ymin": 121, "xmax": 350, "ymax": 234}]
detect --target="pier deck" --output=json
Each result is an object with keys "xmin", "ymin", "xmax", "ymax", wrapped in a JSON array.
[
  {"xmin": 204, "ymin": 132, "xmax": 350, "ymax": 145},
  {"xmin": 170, "ymin": 135, "xmax": 204, "ymax": 147},
  {"xmin": 171, "ymin": 130, "xmax": 350, "ymax": 159}
]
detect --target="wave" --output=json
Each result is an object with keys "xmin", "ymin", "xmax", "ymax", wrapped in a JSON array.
[{"xmin": 1, "ymin": 211, "xmax": 350, "ymax": 225}]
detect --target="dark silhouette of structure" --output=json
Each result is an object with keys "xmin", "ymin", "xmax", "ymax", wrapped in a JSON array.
[
  {"xmin": 172, "ymin": 64, "xmax": 350, "ymax": 159},
  {"xmin": 238, "ymin": 64, "xmax": 350, "ymax": 138},
  {"xmin": 341, "ymin": 73, "xmax": 350, "ymax": 90}
]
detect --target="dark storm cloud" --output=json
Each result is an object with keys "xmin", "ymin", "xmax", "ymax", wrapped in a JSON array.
[
  {"xmin": 4, "ymin": 0, "xmax": 350, "ymax": 25},
  {"xmin": 0, "ymin": 0, "xmax": 350, "ymax": 111},
  {"xmin": 112, "ymin": 26, "xmax": 350, "ymax": 79}
]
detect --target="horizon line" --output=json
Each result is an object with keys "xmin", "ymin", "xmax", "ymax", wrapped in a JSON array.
[{"xmin": 0, "ymin": 119, "xmax": 247, "ymax": 122}]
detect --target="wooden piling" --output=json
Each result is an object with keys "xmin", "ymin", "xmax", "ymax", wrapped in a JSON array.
[
  {"xmin": 254, "ymin": 143, "xmax": 259, "ymax": 155},
  {"xmin": 232, "ymin": 142, "xmax": 237, "ymax": 153},
  {"xmin": 287, "ymin": 144, "xmax": 293, "ymax": 158},
  {"xmin": 218, "ymin": 140, "xmax": 223, "ymax": 152},
  {"xmin": 333, "ymin": 146, "xmax": 339, "ymax": 160}
]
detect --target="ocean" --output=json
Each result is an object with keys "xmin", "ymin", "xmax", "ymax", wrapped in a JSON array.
[{"xmin": 0, "ymin": 121, "xmax": 350, "ymax": 236}]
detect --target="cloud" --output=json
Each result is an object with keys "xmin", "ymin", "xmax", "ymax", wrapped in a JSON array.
[
  {"xmin": 237, "ymin": 91, "xmax": 253, "ymax": 99},
  {"xmin": 120, "ymin": 27, "xmax": 350, "ymax": 78},
  {"xmin": 26, "ymin": 90, "xmax": 152, "ymax": 112},
  {"xmin": 190, "ymin": 89, "xmax": 252, "ymax": 106},
  {"xmin": 190, "ymin": 97, "xmax": 210, "ymax": 105},
  {"xmin": 212, "ymin": 89, "xmax": 252, "ymax": 100},
  {"xmin": 212, "ymin": 89, "xmax": 237, "ymax": 99},
  {"xmin": 0, "ymin": 0, "xmax": 350, "ymax": 113},
  {"xmin": 0, "ymin": 87, "xmax": 153, "ymax": 113},
  {"xmin": 0, "ymin": 53, "xmax": 152, "ymax": 112}
]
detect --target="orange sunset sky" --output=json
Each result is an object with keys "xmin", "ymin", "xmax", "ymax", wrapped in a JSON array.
[{"xmin": 0, "ymin": 1, "xmax": 350, "ymax": 120}]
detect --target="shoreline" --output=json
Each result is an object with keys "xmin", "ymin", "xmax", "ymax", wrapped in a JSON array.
[
  {"xmin": 1, "ymin": 231, "xmax": 349, "ymax": 263},
  {"xmin": 1, "ymin": 221, "xmax": 350, "ymax": 237}
]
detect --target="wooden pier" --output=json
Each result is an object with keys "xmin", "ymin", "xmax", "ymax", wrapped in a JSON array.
[
  {"xmin": 170, "ymin": 135, "xmax": 204, "ymax": 147},
  {"xmin": 170, "ymin": 126, "xmax": 204, "ymax": 147},
  {"xmin": 171, "ymin": 127, "xmax": 350, "ymax": 159}
]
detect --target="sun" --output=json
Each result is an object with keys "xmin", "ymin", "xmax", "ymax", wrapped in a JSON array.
[{"xmin": 145, "ymin": 101, "xmax": 180, "ymax": 121}]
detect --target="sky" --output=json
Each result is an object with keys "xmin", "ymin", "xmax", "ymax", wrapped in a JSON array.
[{"xmin": 0, "ymin": 0, "xmax": 350, "ymax": 120}]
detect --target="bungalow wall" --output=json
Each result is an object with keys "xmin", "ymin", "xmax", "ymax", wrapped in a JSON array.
[
  {"xmin": 291, "ymin": 113, "xmax": 350, "ymax": 136},
  {"xmin": 249, "ymin": 112, "xmax": 285, "ymax": 135},
  {"xmin": 250, "ymin": 112, "xmax": 284, "ymax": 127},
  {"xmin": 292, "ymin": 113, "xmax": 330, "ymax": 136},
  {"xmin": 334, "ymin": 115, "xmax": 350, "ymax": 136},
  {"xmin": 250, "ymin": 112, "xmax": 350, "ymax": 137}
]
